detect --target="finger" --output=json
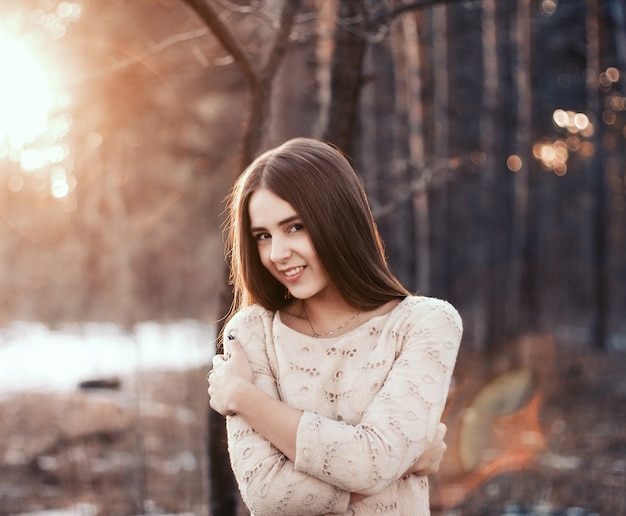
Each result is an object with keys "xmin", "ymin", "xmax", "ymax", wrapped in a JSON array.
[
  {"xmin": 224, "ymin": 333, "xmax": 243, "ymax": 359},
  {"xmin": 223, "ymin": 332, "xmax": 235, "ymax": 357},
  {"xmin": 212, "ymin": 354, "xmax": 227, "ymax": 368}
]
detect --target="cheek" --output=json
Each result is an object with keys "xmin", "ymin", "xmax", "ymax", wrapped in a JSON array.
[{"xmin": 257, "ymin": 244, "xmax": 273, "ymax": 270}]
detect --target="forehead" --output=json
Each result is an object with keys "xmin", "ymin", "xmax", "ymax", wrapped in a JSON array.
[{"xmin": 248, "ymin": 188, "xmax": 297, "ymax": 227}]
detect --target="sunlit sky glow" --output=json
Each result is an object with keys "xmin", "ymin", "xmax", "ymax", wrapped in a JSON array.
[
  {"xmin": 0, "ymin": 27, "xmax": 55, "ymax": 150},
  {"xmin": 0, "ymin": 19, "xmax": 75, "ymax": 201}
]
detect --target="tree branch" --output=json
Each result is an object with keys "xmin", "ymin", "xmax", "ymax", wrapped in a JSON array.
[
  {"xmin": 262, "ymin": 0, "xmax": 301, "ymax": 80},
  {"xmin": 180, "ymin": 0, "xmax": 259, "ymax": 88},
  {"xmin": 389, "ymin": 0, "xmax": 471, "ymax": 20},
  {"xmin": 242, "ymin": 0, "xmax": 302, "ymax": 165}
]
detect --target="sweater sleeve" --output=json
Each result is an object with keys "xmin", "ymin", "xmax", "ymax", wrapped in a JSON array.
[
  {"xmin": 223, "ymin": 306, "xmax": 351, "ymax": 515},
  {"xmin": 293, "ymin": 297, "xmax": 463, "ymax": 495}
]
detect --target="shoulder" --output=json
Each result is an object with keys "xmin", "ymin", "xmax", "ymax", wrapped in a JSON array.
[
  {"xmin": 224, "ymin": 304, "xmax": 275, "ymax": 339},
  {"xmin": 228, "ymin": 304, "xmax": 274, "ymax": 325},
  {"xmin": 394, "ymin": 295, "xmax": 463, "ymax": 335},
  {"xmin": 224, "ymin": 305, "xmax": 277, "ymax": 374}
]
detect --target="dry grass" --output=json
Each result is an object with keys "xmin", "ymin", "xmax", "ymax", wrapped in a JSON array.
[
  {"xmin": 0, "ymin": 367, "xmax": 211, "ymax": 516},
  {"xmin": 1, "ymin": 345, "xmax": 625, "ymax": 516}
]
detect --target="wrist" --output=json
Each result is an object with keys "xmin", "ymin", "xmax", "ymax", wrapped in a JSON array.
[{"xmin": 229, "ymin": 376, "xmax": 256, "ymax": 415}]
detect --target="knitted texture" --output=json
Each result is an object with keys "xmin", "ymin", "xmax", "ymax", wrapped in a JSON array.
[{"xmin": 225, "ymin": 296, "xmax": 462, "ymax": 516}]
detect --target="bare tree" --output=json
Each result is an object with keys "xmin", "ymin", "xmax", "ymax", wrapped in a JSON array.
[
  {"xmin": 586, "ymin": 0, "xmax": 608, "ymax": 350},
  {"xmin": 478, "ymin": 0, "xmax": 499, "ymax": 352},
  {"xmin": 182, "ymin": 0, "xmax": 302, "ymax": 169},
  {"xmin": 507, "ymin": 0, "xmax": 532, "ymax": 336},
  {"xmin": 400, "ymin": 10, "xmax": 430, "ymax": 292},
  {"xmin": 179, "ymin": 2, "xmax": 302, "ymax": 513},
  {"xmin": 322, "ymin": 0, "xmax": 370, "ymax": 154}
]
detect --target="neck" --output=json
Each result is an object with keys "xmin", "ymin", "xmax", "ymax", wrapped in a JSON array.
[{"xmin": 300, "ymin": 298, "xmax": 360, "ymax": 338}]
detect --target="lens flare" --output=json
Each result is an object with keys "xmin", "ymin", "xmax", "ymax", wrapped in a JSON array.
[{"xmin": 0, "ymin": 27, "xmax": 55, "ymax": 151}]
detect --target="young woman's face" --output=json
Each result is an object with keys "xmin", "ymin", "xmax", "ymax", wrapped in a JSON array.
[{"xmin": 248, "ymin": 187, "xmax": 333, "ymax": 301}]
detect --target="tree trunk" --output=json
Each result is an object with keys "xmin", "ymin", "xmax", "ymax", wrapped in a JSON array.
[
  {"xmin": 180, "ymin": 2, "xmax": 303, "ymax": 514},
  {"xmin": 431, "ymin": 4, "xmax": 450, "ymax": 297},
  {"xmin": 609, "ymin": 0, "xmax": 626, "ymax": 74},
  {"xmin": 401, "ymin": 11, "xmax": 430, "ymax": 294},
  {"xmin": 479, "ymin": 0, "xmax": 498, "ymax": 353},
  {"xmin": 358, "ymin": 22, "xmax": 413, "ymax": 285},
  {"xmin": 322, "ymin": 0, "xmax": 368, "ymax": 155},
  {"xmin": 586, "ymin": 0, "xmax": 608, "ymax": 350},
  {"xmin": 507, "ymin": 0, "xmax": 531, "ymax": 336}
]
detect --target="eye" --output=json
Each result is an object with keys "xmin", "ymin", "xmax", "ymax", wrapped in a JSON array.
[
  {"xmin": 287, "ymin": 223, "xmax": 305, "ymax": 233},
  {"xmin": 253, "ymin": 232, "xmax": 271, "ymax": 241}
]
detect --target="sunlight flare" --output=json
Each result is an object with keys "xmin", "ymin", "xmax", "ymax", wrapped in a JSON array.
[{"xmin": 0, "ymin": 27, "xmax": 55, "ymax": 151}]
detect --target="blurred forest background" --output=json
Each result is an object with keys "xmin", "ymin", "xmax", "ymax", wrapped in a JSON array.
[
  {"xmin": 0, "ymin": 0, "xmax": 624, "ymax": 352},
  {"xmin": 1, "ymin": 0, "xmax": 625, "ymax": 515}
]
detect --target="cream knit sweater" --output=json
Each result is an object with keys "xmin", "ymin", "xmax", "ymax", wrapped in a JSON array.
[{"xmin": 224, "ymin": 296, "xmax": 462, "ymax": 515}]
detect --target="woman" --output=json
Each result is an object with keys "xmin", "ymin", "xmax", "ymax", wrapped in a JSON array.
[{"xmin": 208, "ymin": 138, "xmax": 462, "ymax": 515}]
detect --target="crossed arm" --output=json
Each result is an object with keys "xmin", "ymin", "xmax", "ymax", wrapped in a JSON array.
[
  {"xmin": 207, "ymin": 318, "xmax": 460, "ymax": 513},
  {"xmin": 208, "ymin": 335, "xmax": 448, "ymax": 478}
]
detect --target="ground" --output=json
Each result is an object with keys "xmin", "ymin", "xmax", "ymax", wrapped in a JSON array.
[{"xmin": 1, "ymin": 341, "xmax": 625, "ymax": 515}]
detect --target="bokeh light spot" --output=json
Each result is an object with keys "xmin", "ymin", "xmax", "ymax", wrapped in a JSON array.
[
  {"xmin": 579, "ymin": 141, "xmax": 595, "ymax": 158},
  {"xmin": 540, "ymin": 0, "xmax": 558, "ymax": 16},
  {"xmin": 599, "ymin": 72, "xmax": 612, "ymax": 90},
  {"xmin": 608, "ymin": 95, "xmax": 625, "ymax": 111},
  {"xmin": 506, "ymin": 155, "xmax": 523, "ymax": 172},
  {"xmin": 532, "ymin": 139, "xmax": 570, "ymax": 174},
  {"xmin": 7, "ymin": 174, "xmax": 24, "ymax": 193},
  {"xmin": 566, "ymin": 135, "xmax": 580, "ymax": 151},
  {"xmin": 553, "ymin": 162, "xmax": 567, "ymax": 176},
  {"xmin": 50, "ymin": 166, "xmax": 69, "ymax": 198},
  {"xmin": 606, "ymin": 67, "xmax": 619, "ymax": 83},
  {"xmin": 0, "ymin": 28, "xmax": 55, "ymax": 150},
  {"xmin": 602, "ymin": 110, "xmax": 616, "ymax": 125},
  {"xmin": 552, "ymin": 109, "xmax": 569, "ymax": 128},
  {"xmin": 86, "ymin": 131, "xmax": 103, "ymax": 149},
  {"xmin": 470, "ymin": 151, "xmax": 486, "ymax": 166},
  {"xmin": 573, "ymin": 113, "xmax": 589, "ymax": 131}
]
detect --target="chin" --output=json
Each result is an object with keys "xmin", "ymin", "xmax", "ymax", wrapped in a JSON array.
[{"xmin": 286, "ymin": 288, "xmax": 314, "ymax": 300}]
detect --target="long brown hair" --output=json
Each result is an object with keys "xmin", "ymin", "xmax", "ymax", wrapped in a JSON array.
[{"xmin": 225, "ymin": 138, "xmax": 410, "ymax": 314}]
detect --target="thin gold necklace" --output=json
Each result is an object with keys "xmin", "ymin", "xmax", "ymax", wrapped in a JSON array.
[{"xmin": 302, "ymin": 303, "xmax": 360, "ymax": 338}]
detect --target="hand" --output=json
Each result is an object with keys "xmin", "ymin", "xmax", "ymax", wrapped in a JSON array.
[
  {"xmin": 406, "ymin": 422, "xmax": 448, "ymax": 476},
  {"xmin": 349, "ymin": 492, "xmax": 368, "ymax": 505},
  {"xmin": 349, "ymin": 423, "xmax": 448, "ymax": 505},
  {"xmin": 207, "ymin": 334, "xmax": 253, "ymax": 416}
]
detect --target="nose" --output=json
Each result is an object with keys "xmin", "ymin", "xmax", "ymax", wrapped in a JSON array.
[{"xmin": 270, "ymin": 234, "xmax": 291, "ymax": 263}]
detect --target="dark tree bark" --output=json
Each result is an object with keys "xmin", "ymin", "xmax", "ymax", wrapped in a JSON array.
[
  {"xmin": 400, "ymin": 10, "xmax": 430, "ymax": 293},
  {"xmin": 182, "ymin": 0, "xmax": 301, "ymax": 169},
  {"xmin": 322, "ymin": 0, "xmax": 369, "ymax": 155},
  {"xmin": 586, "ymin": 0, "xmax": 608, "ymax": 350},
  {"xmin": 507, "ymin": 0, "xmax": 532, "ymax": 336},
  {"xmin": 180, "ymin": 2, "xmax": 302, "ymax": 514},
  {"xmin": 609, "ymin": 0, "xmax": 626, "ymax": 74},
  {"xmin": 358, "ymin": 20, "xmax": 413, "ymax": 285},
  {"xmin": 479, "ymin": 0, "xmax": 499, "ymax": 353},
  {"xmin": 430, "ymin": 4, "xmax": 450, "ymax": 297}
]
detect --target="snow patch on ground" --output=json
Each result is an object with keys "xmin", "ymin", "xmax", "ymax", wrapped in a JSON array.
[{"xmin": 0, "ymin": 320, "xmax": 216, "ymax": 394}]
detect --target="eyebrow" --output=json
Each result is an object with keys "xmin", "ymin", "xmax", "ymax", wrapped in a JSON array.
[{"xmin": 250, "ymin": 215, "xmax": 300, "ymax": 233}]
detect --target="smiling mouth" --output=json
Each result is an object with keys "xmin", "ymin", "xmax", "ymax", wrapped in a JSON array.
[{"xmin": 282, "ymin": 266, "xmax": 305, "ymax": 278}]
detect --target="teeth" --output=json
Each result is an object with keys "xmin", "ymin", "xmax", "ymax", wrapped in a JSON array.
[{"xmin": 283, "ymin": 266, "xmax": 303, "ymax": 277}]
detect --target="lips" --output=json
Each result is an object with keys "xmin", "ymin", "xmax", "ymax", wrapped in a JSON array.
[{"xmin": 280, "ymin": 265, "xmax": 305, "ymax": 281}]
